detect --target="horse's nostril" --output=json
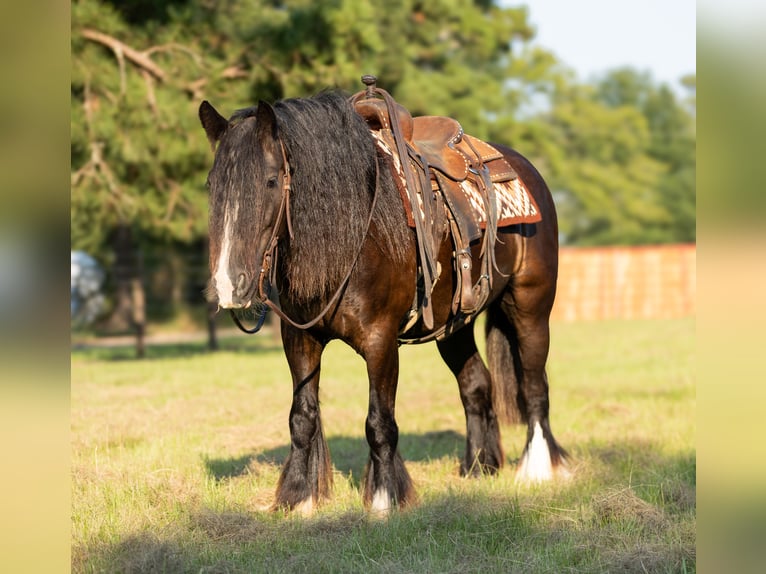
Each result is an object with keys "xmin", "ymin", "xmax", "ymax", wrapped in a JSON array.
[{"xmin": 235, "ymin": 273, "xmax": 247, "ymax": 296}]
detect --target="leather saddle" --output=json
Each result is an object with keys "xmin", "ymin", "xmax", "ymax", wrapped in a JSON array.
[
  {"xmin": 354, "ymin": 98, "xmax": 469, "ymax": 180},
  {"xmin": 350, "ymin": 76, "xmax": 518, "ymax": 340}
]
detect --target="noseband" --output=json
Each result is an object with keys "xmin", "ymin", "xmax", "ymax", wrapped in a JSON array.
[{"xmin": 230, "ymin": 138, "xmax": 381, "ymax": 334}]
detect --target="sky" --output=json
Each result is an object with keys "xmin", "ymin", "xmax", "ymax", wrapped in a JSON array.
[{"xmin": 511, "ymin": 0, "xmax": 696, "ymax": 90}]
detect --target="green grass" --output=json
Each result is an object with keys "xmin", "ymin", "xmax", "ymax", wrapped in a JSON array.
[{"xmin": 71, "ymin": 318, "xmax": 695, "ymax": 573}]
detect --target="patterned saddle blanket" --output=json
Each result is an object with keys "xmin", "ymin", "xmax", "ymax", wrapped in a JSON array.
[{"xmin": 371, "ymin": 129, "xmax": 541, "ymax": 238}]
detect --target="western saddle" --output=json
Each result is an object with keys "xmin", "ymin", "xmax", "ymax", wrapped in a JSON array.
[{"xmin": 350, "ymin": 75, "xmax": 517, "ymax": 341}]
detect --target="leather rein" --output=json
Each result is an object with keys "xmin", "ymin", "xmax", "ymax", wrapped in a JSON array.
[{"xmin": 230, "ymin": 138, "xmax": 380, "ymax": 334}]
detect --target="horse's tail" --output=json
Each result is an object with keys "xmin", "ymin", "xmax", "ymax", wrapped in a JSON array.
[{"xmin": 485, "ymin": 303, "xmax": 526, "ymax": 425}]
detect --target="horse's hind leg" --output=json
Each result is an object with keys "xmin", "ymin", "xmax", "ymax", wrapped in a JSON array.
[
  {"xmin": 436, "ymin": 323, "xmax": 503, "ymax": 476},
  {"xmin": 487, "ymin": 288, "xmax": 569, "ymax": 482},
  {"xmin": 274, "ymin": 325, "xmax": 332, "ymax": 514}
]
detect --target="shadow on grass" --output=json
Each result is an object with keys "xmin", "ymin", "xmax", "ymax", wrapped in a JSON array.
[
  {"xmin": 204, "ymin": 430, "xmax": 466, "ymax": 488},
  {"xmin": 71, "ymin": 334, "xmax": 283, "ymax": 362},
  {"xmin": 73, "ymin": 446, "xmax": 697, "ymax": 574}
]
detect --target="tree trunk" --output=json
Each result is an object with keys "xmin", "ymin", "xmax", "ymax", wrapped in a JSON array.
[
  {"xmin": 101, "ymin": 224, "xmax": 146, "ymax": 358},
  {"xmin": 168, "ymin": 248, "xmax": 186, "ymax": 311},
  {"xmin": 132, "ymin": 249, "xmax": 146, "ymax": 359},
  {"xmin": 102, "ymin": 224, "xmax": 135, "ymax": 333}
]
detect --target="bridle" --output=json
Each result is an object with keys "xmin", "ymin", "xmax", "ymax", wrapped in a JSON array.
[{"xmin": 230, "ymin": 137, "xmax": 381, "ymax": 334}]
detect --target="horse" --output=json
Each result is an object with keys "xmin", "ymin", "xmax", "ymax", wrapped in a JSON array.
[{"xmin": 199, "ymin": 90, "xmax": 568, "ymax": 515}]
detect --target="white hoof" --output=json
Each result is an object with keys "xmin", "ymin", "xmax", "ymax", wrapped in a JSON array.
[
  {"xmin": 293, "ymin": 497, "xmax": 315, "ymax": 517},
  {"xmin": 369, "ymin": 488, "xmax": 392, "ymax": 517}
]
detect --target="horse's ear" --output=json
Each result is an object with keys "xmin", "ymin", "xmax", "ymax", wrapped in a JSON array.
[
  {"xmin": 199, "ymin": 101, "xmax": 228, "ymax": 150},
  {"xmin": 254, "ymin": 100, "xmax": 279, "ymax": 144}
]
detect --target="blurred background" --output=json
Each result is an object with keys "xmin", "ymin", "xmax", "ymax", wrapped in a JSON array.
[
  {"xmin": 69, "ymin": 0, "xmax": 696, "ymax": 353},
  {"xmin": 18, "ymin": 0, "xmax": 766, "ymax": 570}
]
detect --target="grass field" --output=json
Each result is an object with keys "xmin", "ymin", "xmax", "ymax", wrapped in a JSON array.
[{"xmin": 71, "ymin": 318, "xmax": 695, "ymax": 573}]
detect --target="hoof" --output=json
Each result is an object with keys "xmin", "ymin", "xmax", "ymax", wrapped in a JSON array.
[
  {"xmin": 292, "ymin": 497, "xmax": 316, "ymax": 517},
  {"xmin": 270, "ymin": 496, "xmax": 316, "ymax": 516},
  {"xmin": 368, "ymin": 488, "xmax": 392, "ymax": 518}
]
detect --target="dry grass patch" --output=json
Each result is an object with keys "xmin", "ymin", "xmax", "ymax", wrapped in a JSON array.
[{"xmin": 592, "ymin": 487, "xmax": 669, "ymax": 532}]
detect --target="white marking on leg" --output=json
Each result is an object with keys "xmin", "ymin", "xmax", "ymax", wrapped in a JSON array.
[
  {"xmin": 293, "ymin": 497, "xmax": 315, "ymax": 517},
  {"xmin": 516, "ymin": 422, "xmax": 553, "ymax": 483},
  {"xmin": 214, "ymin": 200, "xmax": 239, "ymax": 308},
  {"xmin": 371, "ymin": 488, "xmax": 391, "ymax": 515}
]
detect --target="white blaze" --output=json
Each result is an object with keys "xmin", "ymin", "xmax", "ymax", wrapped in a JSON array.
[{"xmin": 214, "ymin": 199, "xmax": 240, "ymax": 308}]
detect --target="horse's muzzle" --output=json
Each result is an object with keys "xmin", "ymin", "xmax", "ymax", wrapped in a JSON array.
[{"xmin": 209, "ymin": 272, "xmax": 258, "ymax": 309}]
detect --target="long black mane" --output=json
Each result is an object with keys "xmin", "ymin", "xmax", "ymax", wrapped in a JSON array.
[{"xmin": 234, "ymin": 92, "xmax": 409, "ymax": 302}]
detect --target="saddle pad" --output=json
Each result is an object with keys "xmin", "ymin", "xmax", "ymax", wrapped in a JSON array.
[
  {"xmin": 459, "ymin": 177, "xmax": 542, "ymax": 228},
  {"xmin": 371, "ymin": 131, "xmax": 542, "ymax": 229}
]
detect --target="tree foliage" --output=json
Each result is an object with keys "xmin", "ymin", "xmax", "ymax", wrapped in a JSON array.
[
  {"xmin": 71, "ymin": 0, "xmax": 214, "ymax": 257},
  {"xmin": 71, "ymin": 0, "xmax": 696, "ymax": 263}
]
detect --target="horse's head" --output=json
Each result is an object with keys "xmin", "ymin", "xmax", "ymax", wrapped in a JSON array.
[{"xmin": 199, "ymin": 100, "xmax": 287, "ymax": 309}]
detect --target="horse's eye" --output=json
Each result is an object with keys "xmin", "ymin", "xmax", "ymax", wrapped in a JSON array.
[{"xmin": 266, "ymin": 177, "xmax": 278, "ymax": 189}]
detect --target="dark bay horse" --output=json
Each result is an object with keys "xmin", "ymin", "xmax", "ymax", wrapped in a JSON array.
[{"xmin": 199, "ymin": 91, "xmax": 568, "ymax": 515}]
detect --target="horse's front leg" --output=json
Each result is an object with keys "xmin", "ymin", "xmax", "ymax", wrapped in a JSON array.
[
  {"xmin": 274, "ymin": 324, "xmax": 332, "ymax": 515},
  {"xmin": 361, "ymin": 330, "xmax": 416, "ymax": 514}
]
